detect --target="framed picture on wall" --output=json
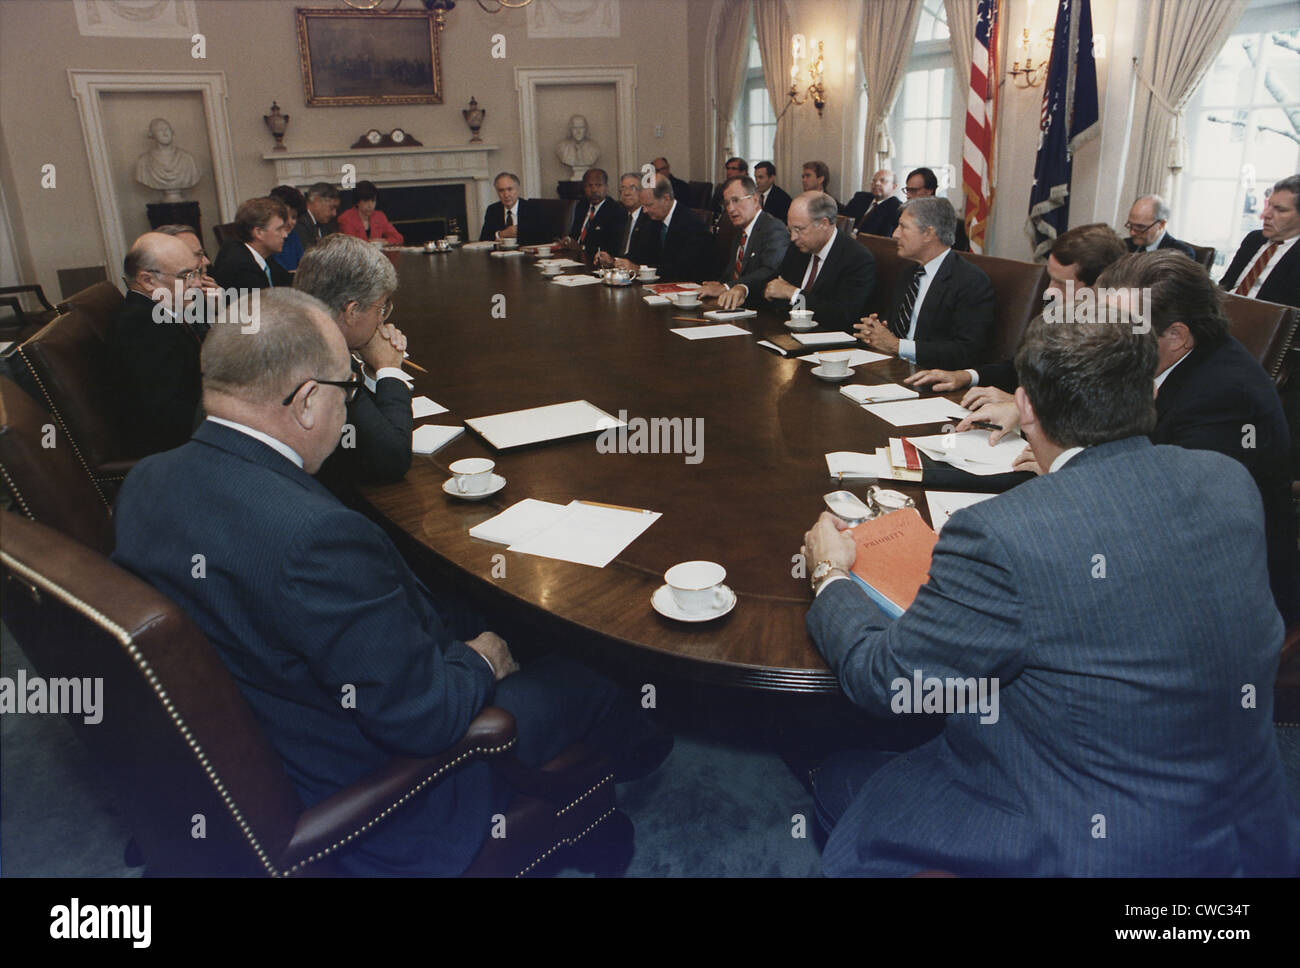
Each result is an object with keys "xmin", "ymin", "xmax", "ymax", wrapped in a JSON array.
[{"xmin": 296, "ymin": 8, "xmax": 443, "ymax": 106}]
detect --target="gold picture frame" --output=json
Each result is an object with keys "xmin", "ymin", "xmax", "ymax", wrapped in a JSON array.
[{"xmin": 296, "ymin": 8, "xmax": 443, "ymax": 107}]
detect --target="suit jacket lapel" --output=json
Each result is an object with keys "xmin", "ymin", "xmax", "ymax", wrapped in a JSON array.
[{"xmin": 914, "ymin": 249, "xmax": 955, "ymax": 336}]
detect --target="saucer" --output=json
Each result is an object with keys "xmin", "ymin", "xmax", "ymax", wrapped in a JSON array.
[
  {"xmin": 786, "ymin": 318, "xmax": 817, "ymax": 330},
  {"xmin": 442, "ymin": 473, "xmax": 506, "ymax": 501},
  {"xmin": 651, "ymin": 584, "xmax": 737, "ymax": 622},
  {"xmin": 811, "ymin": 364, "xmax": 853, "ymax": 382},
  {"xmin": 638, "ymin": 275, "xmax": 661, "ymax": 283}
]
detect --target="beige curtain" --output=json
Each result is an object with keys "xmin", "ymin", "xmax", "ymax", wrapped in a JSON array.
[
  {"xmin": 1132, "ymin": 0, "xmax": 1247, "ymax": 199},
  {"xmin": 859, "ymin": 0, "xmax": 924, "ymax": 178},
  {"xmin": 714, "ymin": 0, "xmax": 753, "ymax": 179},
  {"xmin": 753, "ymin": 0, "xmax": 796, "ymax": 186}
]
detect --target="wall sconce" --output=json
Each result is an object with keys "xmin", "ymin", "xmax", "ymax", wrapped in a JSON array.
[
  {"xmin": 1007, "ymin": 26, "xmax": 1052, "ymax": 87},
  {"xmin": 788, "ymin": 35, "xmax": 827, "ymax": 117}
]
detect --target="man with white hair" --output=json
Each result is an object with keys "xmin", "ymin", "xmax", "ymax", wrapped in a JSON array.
[{"xmin": 1124, "ymin": 193, "xmax": 1196, "ymax": 258}]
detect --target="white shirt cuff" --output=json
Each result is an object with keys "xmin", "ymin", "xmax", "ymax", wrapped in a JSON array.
[
  {"xmin": 898, "ymin": 339, "xmax": 917, "ymax": 363},
  {"xmin": 966, "ymin": 368, "xmax": 980, "ymax": 387},
  {"xmin": 375, "ymin": 366, "xmax": 412, "ymax": 386}
]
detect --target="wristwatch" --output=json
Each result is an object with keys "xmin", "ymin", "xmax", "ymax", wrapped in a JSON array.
[{"xmin": 810, "ymin": 559, "xmax": 846, "ymax": 594}]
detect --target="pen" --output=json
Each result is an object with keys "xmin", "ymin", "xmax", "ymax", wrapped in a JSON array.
[{"xmin": 949, "ymin": 416, "xmax": 1002, "ymax": 431}]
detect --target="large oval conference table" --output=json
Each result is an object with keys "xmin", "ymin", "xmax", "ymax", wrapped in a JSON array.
[{"xmin": 358, "ymin": 247, "xmax": 970, "ymax": 693}]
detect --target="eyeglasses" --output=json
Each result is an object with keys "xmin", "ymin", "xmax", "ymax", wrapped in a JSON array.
[
  {"xmin": 903, "ymin": 186, "xmax": 926, "ymax": 196},
  {"xmin": 1124, "ymin": 220, "xmax": 1162, "ymax": 233},
  {"xmin": 374, "ymin": 299, "xmax": 394, "ymax": 321},
  {"xmin": 154, "ymin": 265, "xmax": 204, "ymax": 283},
  {"xmin": 281, "ymin": 375, "xmax": 365, "ymax": 406},
  {"xmin": 723, "ymin": 194, "xmax": 755, "ymax": 208}
]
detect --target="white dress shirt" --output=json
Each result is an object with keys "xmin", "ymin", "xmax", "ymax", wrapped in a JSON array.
[
  {"xmin": 495, "ymin": 201, "xmax": 520, "ymax": 239},
  {"xmin": 898, "ymin": 248, "xmax": 953, "ymax": 363},
  {"xmin": 726, "ymin": 210, "xmax": 765, "ymax": 293},
  {"xmin": 794, "ymin": 232, "xmax": 838, "ymax": 304},
  {"xmin": 206, "ymin": 416, "xmax": 304, "ymax": 468},
  {"xmin": 1154, "ymin": 348, "xmax": 1190, "ymax": 390},
  {"xmin": 1048, "ymin": 446, "xmax": 1085, "ymax": 473},
  {"xmin": 244, "ymin": 243, "xmax": 270, "ymax": 275}
]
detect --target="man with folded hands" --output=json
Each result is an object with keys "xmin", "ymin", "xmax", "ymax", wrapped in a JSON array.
[
  {"xmin": 612, "ymin": 176, "xmax": 711, "ymax": 282},
  {"xmin": 760, "ymin": 191, "xmax": 875, "ymax": 331},
  {"xmin": 801, "ymin": 306, "xmax": 1299, "ymax": 876},
  {"xmin": 698, "ymin": 175, "xmax": 790, "ymax": 310},
  {"xmin": 854, "ymin": 196, "xmax": 992, "ymax": 367},
  {"xmin": 111, "ymin": 289, "xmax": 673, "ymax": 876}
]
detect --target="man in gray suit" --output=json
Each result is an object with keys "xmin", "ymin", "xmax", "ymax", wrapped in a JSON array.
[
  {"xmin": 698, "ymin": 175, "xmax": 790, "ymax": 310},
  {"xmin": 801, "ymin": 311, "xmax": 1299, "ymax": 876}
]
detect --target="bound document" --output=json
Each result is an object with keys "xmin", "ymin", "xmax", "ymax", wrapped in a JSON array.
[{"xmin": 846, "ymin": 507, "xmax": 937, "ymax": 618}]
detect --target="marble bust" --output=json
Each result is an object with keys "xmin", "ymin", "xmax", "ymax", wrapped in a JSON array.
[
  {"xmin": 556, "ymin": 114, "xmax": 601, "ymax": 180},
  {"xmin": 134, "ymin": 117, "xmax": 200, "ymax": 202}
]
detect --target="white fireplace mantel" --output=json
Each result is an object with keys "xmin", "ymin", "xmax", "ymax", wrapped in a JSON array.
[{"xmin": 262, "ymin": 144, "xmax": 500, "ymax": 234}]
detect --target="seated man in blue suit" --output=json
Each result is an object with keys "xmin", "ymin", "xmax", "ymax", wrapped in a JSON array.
[
  {"xmin": 802, "ymin": 309, "xmax": 1299, "ymax": 876},
  {"xmin": 479, "ymin": 171, "xmax": 550, "ymax": 245},
  {"xmin": 111, "ymin": 289, "xmax": 670, "ymax": 876}
]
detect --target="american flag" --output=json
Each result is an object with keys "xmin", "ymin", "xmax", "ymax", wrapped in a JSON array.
[{"xmin": 962, "ymin": 0, "xmax": 1000, "ymax": 254}]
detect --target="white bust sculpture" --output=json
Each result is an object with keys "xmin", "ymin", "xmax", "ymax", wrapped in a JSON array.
[
  {"xmin": 134, "ymin": 117, "xmax": 200, "ymax": 202},
  {"xmin": 556, "ymin": 114, "xmax": 601, "ymax": 180}
]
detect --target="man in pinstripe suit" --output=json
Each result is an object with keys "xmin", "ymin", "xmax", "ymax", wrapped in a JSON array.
[{"xmin": 802, "ymin": 311, "xmax": 1299, "ymax": 876}]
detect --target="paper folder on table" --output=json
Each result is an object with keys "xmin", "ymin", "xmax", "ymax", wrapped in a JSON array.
[
  {"xmin": 411, "ymin": 424, "xmax": 464, "ymax": 454},
  {"xmin": 465, "ymin": 399, "xmax": 623, "ymax": 450},
  {"xmin": 845, "ymin": 507, "xmax": 938, "ymax": 618},
  {"xmin": 469, "ymin": 498, "xmax": 661, "ymax": 568}
]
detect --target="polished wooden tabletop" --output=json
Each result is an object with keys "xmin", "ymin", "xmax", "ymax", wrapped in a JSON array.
[{"xmin": 358, "ymin": 247, "xmax": 966, "ymax": 692}]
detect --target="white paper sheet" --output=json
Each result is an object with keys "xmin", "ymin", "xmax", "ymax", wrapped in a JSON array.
[
  {"xmin": 825, "ymin": 451, "xmax": 894, "ymax": 479},
  {"xmin": 862, "ymin": 397, "xmax": 969, "ymax": 427},
  {"xmin": 411, "ymin": 395, "xmax": 449, "ymax": 418},
  {"xmin": 534, "ymin": 258, "xmax": 583, "ymax": 268},
  {"xmin": 411, "ymin": 424, "xmax": 464, "ymax": 455},
  {"xmin": 839, "ymin": 382, "xmax": 919, "ymax": 403},
  {"xmin": 702, "ymin": 309, "xmax": 758, "ymax": 321},
  {"xmin": 755, "ymin": 339, "xmax": 787, "ymax": 355},
  {"xmin": 507, "ymin": 500, "xmax": 662, "ymax": 568},
  {"xmin": 671, "ymin": 323, "xmax": 751, "ymax": 340},
  {"xmin": 465, "ymin": 400, "xmax": 623, "ymax": 449},
  {"xmin": 906, "ymin": 429, "xmax": 1027, "ymax": 476},
  {"xmin": 489, "ymin": 249, "xmax": 528, "ymax": 258},
  {"xmin": 798, "ymin": 349, "xmax": 892, "ymax": 368},
  {"xmin": 925, "ymin": 491, "xmax": 997, "ymax": 533},
  {"xmin": 469, "ymin": 499, "xmax": 569, "ymax": 545},
  {"xmin": 643, "ymin": 294, "xmax": 671, "ymax": 305},
  {"xmin": 551, "ymin": 274, "xmax": 603, "ymax": 287},
  {"xmin": 792, "ymin": 331, "xmax": 857, "ymax": 346},
  {"xmin": 462, "ymin": 241, "xmax": 496, "ymax": 251}
]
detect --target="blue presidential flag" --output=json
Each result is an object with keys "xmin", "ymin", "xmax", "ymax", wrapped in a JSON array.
[{"xmin": 1026, "ymin": 0, "xmax": 1100, "ymax": 259}]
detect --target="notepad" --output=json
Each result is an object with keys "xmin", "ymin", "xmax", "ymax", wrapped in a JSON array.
[
  {"xmin": 551, "ymin": 274, "xmax": 603, "ymax": 287},
  {"xmin": 925, "ymin": 491, "xmax": 997, "ymax": 533},
  {"xmin": 671, "ymin": 323, "xmax": 751, "ymax": 340},
  {"xmin": 863, "ymin": 397, "xmax": 968, "ymax": 427},
  {"xmin": 469, "ymin": 499, "xmax": 569, "ymax": 544},
  {"xmin": 825, "ymin": 451, "xmax": 894, "ymax": 480},
  {"xmin": 643, "ymin": 282, "xmax": 702, "ymax": 294},
  {"xmin": 411, "ymin": 396, "xmax": 448, "ymax": 419},
  {"xmin": 702, "ymin": 309, "xmax": 758, "ymax": 321},
  {"xmin": 839, "ymin": 382, "xmax": 919, "ymax": 404},
  {"xmin": 465, "ymin": 400, "xmax": 623, "ymax": 450},
  {"xmin": 792, "ymin": 331, "xmax": 857, "ymax": 346},
  {"xmin": 643, "ymin": 294, "xmax": 672, "ymax": 306},
  {"xmin": 798, "ymin": 348, "xmax": 892, "ymax": 368},
  {"xmin": 411, "ymin": 424, "xmax": 464, "ymax": 455},
  {"xmin": 507, "ymin": 500, "xmax": 662, "ymax": 568}
]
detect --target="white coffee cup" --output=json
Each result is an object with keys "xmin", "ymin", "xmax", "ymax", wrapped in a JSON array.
[
  {"xmin": 449, "ymin": 458, "xmax": 495, "ymax": 494},
  {"xmin": 535, "ymin": 244, "xmax": 553, "ymax": 257},
  {"xmin": 789, "ymin": 308, "xmax": 814, "ymax": 323},
  {"xmin": 818, "ymin": 351, "xmax": 851, "ymax": 376},
  {"xmin": 664, "ymin": 560, "xmax": 728, "ymax": 614},
  {"xmin": 501, "ymin": 238, "xmax": 519, "ymax": 248},
  {"xmin": 672, "ymin": 292, "xmax": 702, "ymax": 307},
  {"xmin": 638, "ymin": 265, "xmax": 657, "ymax": 278},
  {"xmin": 446, "ymin": 234, "xmax": 460, "ymax": 244},
  {"xmin": 542, "ymin": 265, "xmax": 562, "ymax": 276}
]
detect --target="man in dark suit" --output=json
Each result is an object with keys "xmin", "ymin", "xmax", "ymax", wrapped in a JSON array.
[
  {"xmin": 1220, "ymin": 174, "xmax": 1300, "ymax": 307},
  {"xmin": 294, "ymin": 182, "xmax": 339, "ymax": 252},
  {"xmin": 903, "ymin": 167, "xmax": 969, "ymax": 251},
  {"xmin": 651, "ymin": 157, "xmax": 693, "ymax": 210},
  {"xmin": 856, "ymin": 197, "xmax": 994, "ymax": 368},
  {"xmin": 597, "ymin": 172, "xmax": 654, "ymax": 266},
  {"xmin": 211, "ymin": 197, "xmax": 293, "ymax": 291},
  {"xmin": 615, "ymin": 177, "xmax": 711, "ymax": 282},
  {"xmin": 760, "ymin": 191, "xmax": 875, "ymax": 332},
  {"xmin": 111, "ymin": 289, "xmax": 672, "ymax": 876},
  {"xmin": 843, "ymin": 169, "xmax": 903, "ymax": 237},
  {"xmin": 1123, "ymin": 194, "xmax": 1197, "ymax": 259},
  {"xmin": 802, "ymin": 308, "xmax": 1299, "ymax": 876},
  {"xmin": 708, "ymin": 157, "xmax": 748, "ymax": 219},
  {"xmin": 754, "ymin": 161, "xmax": 791, "ymax": 224},
  {"xmin": 479, "ymin": 171, "xmax": 550, "ymax": 245},
  {"xmin": 699, "ymin": 175, "xmax": 789, "ymax": 310},
  {"xmin": 109, "ymin": 231, "xmax": 207, "ymax": 456},
  {"xmin": 292, "ymin": 233, "xmax": 412, "ymax": 486},
  {"xmin": 562, "ymin": 169, "xmax": 626, "ymax": 259}
]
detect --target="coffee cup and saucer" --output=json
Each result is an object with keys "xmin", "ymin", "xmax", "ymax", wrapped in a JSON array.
[
  {"xmin": 498, "ymin": 238, "xmax": 520, "ymax": 250},
  {"xmin": 811, "ymin": 351, "xmax": 853, "ymax": 382},
  {"xmin": 637, "ymin": 266, "xmax": 660, "ymax": 283},
  {"xmin": 541, "ymin": 264, "xmax": 564, "ymax": 277},
  {"xmin": 786, "ymin": 309, "xmax": 816, "ymax": 330},
  {"xmin": 426, "ymin": 239, "xmax": 452, "ymax": 253},
  {"xmin": 651, "ymin": 560, "xmax": 736, "ymax": 622},
  {"xmin": 442, "ymin": 458, "xmax": 506, "ymax": 501},
  {"xmin": 671, "ymin": 291, "xmax": 702, "ymax": 308}
]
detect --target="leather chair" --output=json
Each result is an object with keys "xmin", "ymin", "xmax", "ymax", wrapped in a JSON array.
[
  {"xmin": 0, "ymin": 283, "xmax": 57, "ymax": 341},
  {"xmin": 835, "ymin": 215, "xmax": 854, "ymax": 235},
  {"xmin": 687, "ymin": 180, "xmax": 713, "ymax": 210},
  {"xmin": 958, "ymin": 251, "xmax": 1050, "ymax": 363},
  {"xmin": 15, "ymin": 282, "xmax": 138, "ymax": 494},
  {"xmin": 856, "ymin": 232, "xmax": 914, "ymax": 319},
  {"xmin": 0, "ymin": 511, "xmax": 627, "ymax": 877},
  {"xmin": 0, "ymin": 376, "xmax": 112, "ymax": 554},
  {"xmin": 1221, "ymin": 292, "xmax": 1298, "ymax": 382},
  {"xmin": 1189, "ymin": 244, "xmax": 1215, "ymax": 272},
  {"xmin": 212, "ymin": 221, "xmax": 239, "ymax": 248},
  {"xmin": 529, "ymin": 198, "xmax": 572, "ymax": 241}
]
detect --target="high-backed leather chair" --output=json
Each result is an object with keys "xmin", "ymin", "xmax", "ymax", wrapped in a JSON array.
[
  {"xmin": 856, "ymin": 233, "xmax": 914, "ymax": 319},
  {"xmin": 1222, "ymin": 292, "xmax": 1299, "ymax": 382},
  {"xmin": 15, "ymin": 282, "xmax": 137, "ymax": 493},
  {"xmin": 958, "ymin": 251, "xmax": 1050, "ymax": 362},
  {"xmin": 0, "ymin": 511, "xmax": 625, "ymax": 877},
  {"xmin": 687, "ymin": 181, "xmax": 713, "ymax": 210},
  {"xmin": 1189, "ymin": 244, "xmax": 1216, "ymax": 273},
  {"xmin": 212, "ymin": 221, "xmax": 239, "ymax": 248},
  {"xmin": 835, "ymin": 215, "xmax": 854, "ymax": 235},
  {"xmin": 0, "ymin": 283, "xmax": 57, "ymax": 341},
  {"xmin": 0, "ymin": 376, "xmax": 112, "ymax": 554},
  {"xmin": 529, "ymin": 198, "xmax": 572, "ymax": 241}
]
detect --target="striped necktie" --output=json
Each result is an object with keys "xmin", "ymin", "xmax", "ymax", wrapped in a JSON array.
[
  {"xmin": 733, "ymin": 231, "xmax": 748, "ymax": 279},
  {"xmin": 1235, "ymin": 241, "xmax": 1281, "ymax": 296},
  {"xmin": 505, "ymin": 209, "xmax": 514, "ymax": 227},
  {"xmin": 891, "ymin": 267, "xmax": 923, "ymax": 337},
  {"xmin": 578, "ymin": 206, "xmax": 595, "ymax": 245}
]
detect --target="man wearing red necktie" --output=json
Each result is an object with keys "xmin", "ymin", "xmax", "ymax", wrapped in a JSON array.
[
  {"xmin": 562, "ymin": 169, "xmax": 626, "ymax": 259},
  {"xmin": 1220, "ymin": 174, "xmax": 1300, "ymax": 308},
  {"xmin": 698, "ymin": 175, "xmax": 790, "ymax": 310}
]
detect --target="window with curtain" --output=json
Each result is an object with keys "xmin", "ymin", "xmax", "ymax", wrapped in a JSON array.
[
  {"xmin": 732, "ymin": 23, "xmax": 776, "ymax": 171},
  {"xmin": 889, "ymin": 0, "xmax": 955, "ymax": 188},
  {"xmin": 1175, "ymin": 0, "xmax": 1300, "ymax": 278}
]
